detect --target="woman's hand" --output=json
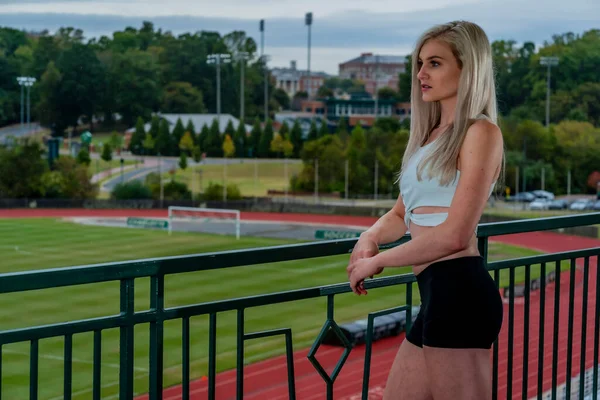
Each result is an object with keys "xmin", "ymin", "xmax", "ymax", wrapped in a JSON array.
[
  {"xmin": 347, "ymin": 233, "xmax": 383, "ymax": 295},
  {"xmin": 347, "ymin": 256, "xmax": 384, "ymax": 295}
]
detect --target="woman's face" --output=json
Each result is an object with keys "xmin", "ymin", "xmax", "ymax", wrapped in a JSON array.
[{"xmin": 416, "ymin": 39, "xmax": 462, "ymax": 103}]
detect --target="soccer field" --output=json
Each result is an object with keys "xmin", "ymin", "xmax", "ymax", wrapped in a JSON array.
[{"xmin": 0, "ymin": 218, "xmax": 557, "ymax": 399}]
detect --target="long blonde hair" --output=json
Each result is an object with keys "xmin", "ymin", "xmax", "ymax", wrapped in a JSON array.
[{"xmin": 400, "ymin": 20, "xmax": 500, "ymax": 186}]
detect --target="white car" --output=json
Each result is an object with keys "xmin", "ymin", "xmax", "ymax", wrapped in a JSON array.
[
  {"xmin": 529, "ymin": 198, "xmax": 550, "ymax": 210},
  {"xmin": 569, "ymin": 199, "xmax": 593, "ymax": 211},
  {"xmin": 532, "ymin": 190, "xmax": 555, "ymax": 200}
]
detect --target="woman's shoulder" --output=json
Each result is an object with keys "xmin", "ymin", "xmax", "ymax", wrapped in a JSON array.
[{"xmin": 463, "ymin": 118, "xmax": 503, "ymax": 150}]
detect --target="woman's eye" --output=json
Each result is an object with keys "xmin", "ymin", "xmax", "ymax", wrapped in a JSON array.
[{"xmin": 431, "ymin": 61, "xmax": 440, "ymax": 67}]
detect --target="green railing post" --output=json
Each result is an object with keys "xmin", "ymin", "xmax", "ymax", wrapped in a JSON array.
[
  {"xmin": 566, "ymin": 259, "xmax": 576, "ymax": 397},
  {"xmin": 552, "ymin": 261, "xmax": 561, "ymax": 400},
  {"xmin": 149, "ymin": 274, "xmax": 165, "ymax": 400},
  {"xmin": 182, "ymin": 317, "xmax": 190, "ymax": 400},
  {"xmin": 120, "ymin": 279, "xmax": 135, "ymax": 400},
  {"xmin": 236, "ymin": 309, "xmax": 245, "ymax": 400},
  {"xmin": 209, "ymin": 312, "xmax": 217, "ymax": 400},
  {"xmin": 93, "ymin": 330, "xmax": 102, "ymax": 400},
  {"xmin": 507, "ymin": 267, "xmax": 515, "ymax": 400},
  {"xmin": 522, "ymin": 265, "xmax": 531, "ymax": 400},
  {"xmin": 593, "ymin": 255, "xmax": 599, "ymax": 400},
  {"xmin": 579, "ymin": 257, "xmax": 590, "ymax": 398},
  {"xmin": 64, "ymin": 334, "xmax": 73, "ymax": 400},
  {"xmin": 537, "ymin": 263, "xmax": 546, "ymax": 399},
  {"xmin": 30, "ymin": 339, "xmax": 38, "ymax": 400}
]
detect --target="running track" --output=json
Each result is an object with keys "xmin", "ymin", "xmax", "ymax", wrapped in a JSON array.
[{"xmin": 2, "ymin": 209, "xmax": 599, "ymax": 400}]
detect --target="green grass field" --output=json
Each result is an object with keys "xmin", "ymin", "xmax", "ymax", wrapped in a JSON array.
[
  {"xmin": 167, "ymin": 160, "xmax": 303, "ymax": 197},
  {"xmin": 0, "ymin": 218, "xmax": 565, "ymax": 399}
]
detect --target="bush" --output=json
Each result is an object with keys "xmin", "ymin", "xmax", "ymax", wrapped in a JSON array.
[
  {"xmin": 203, "ymin": 182, "xmax": 242, "ymax": 201},
  {"xmin": 111, "ymin": 181, "xmax": 153, "ymax": 200},
  {"xmin": 162, "ymin": 180, "xmax": 192, "ymax": 200}
]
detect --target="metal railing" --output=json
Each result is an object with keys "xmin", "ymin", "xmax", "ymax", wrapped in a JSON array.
[{"xmin": 0, "ymin": 213, "xmax": 599, "ymax": 399}]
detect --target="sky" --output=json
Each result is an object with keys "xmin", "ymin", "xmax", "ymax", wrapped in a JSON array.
[{"xmin": 0, "ymin": 0, "xmax": 598, "ymax": 74}]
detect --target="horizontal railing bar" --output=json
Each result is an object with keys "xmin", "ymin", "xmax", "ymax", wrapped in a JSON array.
[
  {"xmin": 486, "ymin": 247, "xmax": 600, "ymax": 271},
  {"xmin": 1, "ymin": 214, "xmax": 599, "ymax": 294}
]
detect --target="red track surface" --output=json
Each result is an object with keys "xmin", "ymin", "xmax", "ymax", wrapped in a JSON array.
[{"xmin": 3, "ymin": 209, "xmax": 599, "ymax": 399}]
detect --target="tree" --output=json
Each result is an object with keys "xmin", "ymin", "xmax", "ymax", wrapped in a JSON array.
[
  {"xmin": 76, "ymin": 148, "xmax": 91, "ymax": 166},
  {"xmin": 129, "ymin": 116, "xmax": 146, "ymax": 153},
  {"xmin": 36, "ymin": 61, "xmax": 64, "ymax": 134},
  {"xmin": 199, "ymin": 123, "xmax": 210, "ymax": 150},
  {"xmin": 222, "ymin": 134, "xmax": 236, "ymax": 158},
  {"xmin": 179, "ymin": 152, "xmax": 188, "ymax": 170},
  {"xmin": 109, "ymin": 131, "xmax": 123, "ymax": 153},
  {"xmin": 318, "ymin": 119, "xmax": 329, "ymax": 138},
  {"xmin": 142, "ymin": 133, "xmax": 155, "ymax": 156},
  {"xmin": 185, "ymin": 119, "xmax": 197, "ymax": 143},
  {"xmin": 192, "ymin": 145, "xmax": 202, "ymax": 163},
  {"xmin": 397, "ymin": 54, "xmax": 412, "ymax": 102},
  {"xmin": 225, "ymin": 120, "xmax": 236, "ymax": 137},
  {"xmin": 249, "ymin": 117, "xmax": 262, "ymax": 157},
  {"xmin": 161, "ymin": 81, "xmax": 205, "ymax": 113},
  {"xmin": 258, "ymin": 119, "xmax": 274, "ymax": 157},
  {"xmin": 0, "ymin": 140, "xmax": 47, "ymax": 198},
  {"xmin": 377, "ymin": 87, "xmax": 398, "ymax": 100},
  {"xmin": 171, "ymin": 118, "xmax": 186, "ymax": 156},
  {"xmin": 272, "ymin": 88, "xmax": 290, "ymax": 110},
  {"xmin": 270, "ymin": 133, "xmax": 285, "ymax": 157},
  {"xmin": 282, "ymin": 134, "xmax": 294, "ymax": 158},
  {"xmin": 101, "ymin": 143, "xmax": 113, "ymax": 163},
  {"xmin": 290, "ymin": 119, "xmax": 303, "ymax": 158},
  {"xmin": 307, "ymin": 120, "xmax": 318, "ymax": 141},
  {"xmin": 205, "ymin": 118, "xmax": 223, "ymax": 157},
  {"xmin": 346, "ymin": 124, "xmax": 369, "ymax": 194},
  {"xmin": 233, "ymin": 121, "xmax": 247, "ymax": 158},
  {"xmin": 317, "ymin": 86, "xmax": 334, "ymax": 98},
  {"xmin": 155, "ymin": 119, "xmax": 171, "ymax": 155},
  {"xmin": 179, "ymin": 131, "xmax": 195, "ymax": 155},
  {"xmin": 108, "ymin": 49, "xmax": 162, "ymax": 126}
]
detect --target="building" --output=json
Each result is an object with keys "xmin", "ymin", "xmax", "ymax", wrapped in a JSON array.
[
  {"xmin": 271, "ymin": 61, "xmax": 330, "ymax": 99},
  {"xmin": 273, "ymin": 111, "xmax": 328, "ymax": 139},
  {"xmin": 300, "ymin": 97, "xmax": 411, "ymax": 127},
  {"xmin": 339, "ymin": 53, "xmax": 408, "ymax": 96}
]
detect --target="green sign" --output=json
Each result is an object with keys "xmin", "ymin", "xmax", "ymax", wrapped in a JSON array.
[
  {"xmin": 315, "ymin": 230, "xmax": 362, "ymax": 240},
  {"xmin": 126, "ymin": 217, "xmax": 168, "ymax": 230}
]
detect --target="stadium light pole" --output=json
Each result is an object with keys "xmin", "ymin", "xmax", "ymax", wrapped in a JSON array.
[
  {"xmin": 259, "ymin": 20, "xmax": 269, "ymax": 123},
  {"xmin": 17, "ymin": 77, "xmax": 36, "ymax": 133},
  {"xmin": 261, "ymin": 54, "xmax": 271, "ymax": 123},
  {"xmin": 540, "ymin": 56, "xmax": 559, "ymax": 128},
  {"xmin": 207, "ymin": 53, "xmax": 231, "ymax": 125},
  {"xmin": 305, "ymin": 12, "xmax": 313, "ymax": 98},
  {"xmin": 236, "ymin": 52, "xmax": 249, "ymax": 124}
]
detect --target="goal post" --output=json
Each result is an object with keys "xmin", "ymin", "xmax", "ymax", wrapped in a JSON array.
[{"xmin": 167, "ymin": 206, "xmax": 241, "ymax": 239}]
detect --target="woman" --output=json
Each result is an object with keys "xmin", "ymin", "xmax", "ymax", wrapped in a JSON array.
[{"xmin": 346, "ymin": 21, "xmax": 504, "ymax": 400}]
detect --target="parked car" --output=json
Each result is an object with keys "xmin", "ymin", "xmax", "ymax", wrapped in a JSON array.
[
  {"xmin": 569, "ymin": 199, "xmax": 594, "ymax": 211},
  {"xmin": 505, "ymin": 192, "xmax": 536, "ymax": 202},
  {"xmin": 529, "ymin": 198, "xmax": 550, "ymax": 210},
  {"xmin": 548, "ymin": 199, "xmax": 568, "ymax": 210},
  {"xmin": 593, "ymin": 200, "xmax": 600, "ymax": 211},
  {"xmin": 532, "ymin": 190, "xmax": 555, "ymax": 200}
]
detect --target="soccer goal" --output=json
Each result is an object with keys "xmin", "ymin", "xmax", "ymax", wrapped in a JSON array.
[{"xmin": 167, "ymin": 206, "xmax": 241, "ymax": 239}]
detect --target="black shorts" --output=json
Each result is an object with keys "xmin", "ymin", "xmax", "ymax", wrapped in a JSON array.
[{"xmin": 406, "ymin": 256, "xmax": 503, "ymax": 349}]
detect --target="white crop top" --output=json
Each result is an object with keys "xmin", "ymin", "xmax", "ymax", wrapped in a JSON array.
[{"xmin": 399, "ymin": 140, "xmax": 495, "ymax": 230}]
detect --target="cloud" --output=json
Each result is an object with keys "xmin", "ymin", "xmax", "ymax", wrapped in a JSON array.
[{"xmin": 0, "ymin": 0, "xmax": 597, "ymax": 73}]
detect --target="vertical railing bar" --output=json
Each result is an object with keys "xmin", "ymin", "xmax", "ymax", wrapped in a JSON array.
[
  {"xmin": 592, "ymin": 256, "xmax": 599, "ymax": 400},
  {"xmin": 552, "ymin": 260, "xmax": 562, "ymax": 400},
  {"xmin": 30, "ymin": 339, "xmax": 38, "ymax": 400},
  {"xmin": 64, "ymin": 334, "xmax": 73, "ymax": 400},
  {"xmin": 326, "ymin": 294, "xmax": 334, "ymax": 400},
  {"xmin": 507, "ymin": 267, "xmax": 515, "ymax": 400},
  {"xmin": 182, "ymin": 317, "xmax": 190, "ymax": 400},
  {"xmin": 93, "ymin": 330, "xmax": 101, "ymax": 400},
  {"xmin": 285, "ymin": 330, "xmax": 296, "ymax": 400},
  {"xmin": 578, "ymin": 257, "xmax": 589, "ymax": 400},
  {"xmin": 493, "ymin": 268, "xmax": 500, "ymax": 400},
  {"xmin": 209, "ymin": 313, "xmax": 217, "ymax": 400},
  {"xmin": 522, "ymin": 265, "xmax": 531, "ymax": 400},
  {"xmin": 538, "ymin": 262, "xmax": 546, "ymax": 400},
  {"xmin": 566, "ymin": 259, "xmax": 576, "ymax": 400},
  {"xmin": 236, "ymin": 309, "xmax": 244, "ymax": 400},
  {"xmin": 149, "ymin": 274, "xmax": 165, "ymax": 400},
  {"xmin": 119, "ymin": 279, "xmax": 135, "ymax": 400}
]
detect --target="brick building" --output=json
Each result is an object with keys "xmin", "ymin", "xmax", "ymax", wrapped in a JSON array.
[{"xmin": 339, "ymin": 53, "xmax": 408, "ymax": 96}]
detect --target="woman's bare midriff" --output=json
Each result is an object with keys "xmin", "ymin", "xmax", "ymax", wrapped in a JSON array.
[{"xmin": 408, "ymin": 206, "xmax": 481, "ymax": 276}]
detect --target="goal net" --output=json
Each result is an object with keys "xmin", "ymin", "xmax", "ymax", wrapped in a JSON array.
[{"xmin": 167, "ymin": 206, "xmax": 241, "ymax": 239}]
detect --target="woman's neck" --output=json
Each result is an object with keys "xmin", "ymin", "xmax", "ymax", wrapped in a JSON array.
[{"xmin": 438, "ymin": 96, "xmax": 457, "ymax": 127}]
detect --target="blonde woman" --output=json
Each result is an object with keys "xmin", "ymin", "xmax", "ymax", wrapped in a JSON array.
[{"xmin": 346, "ymin": 21, "xmax": 504, "ymax": 399}]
